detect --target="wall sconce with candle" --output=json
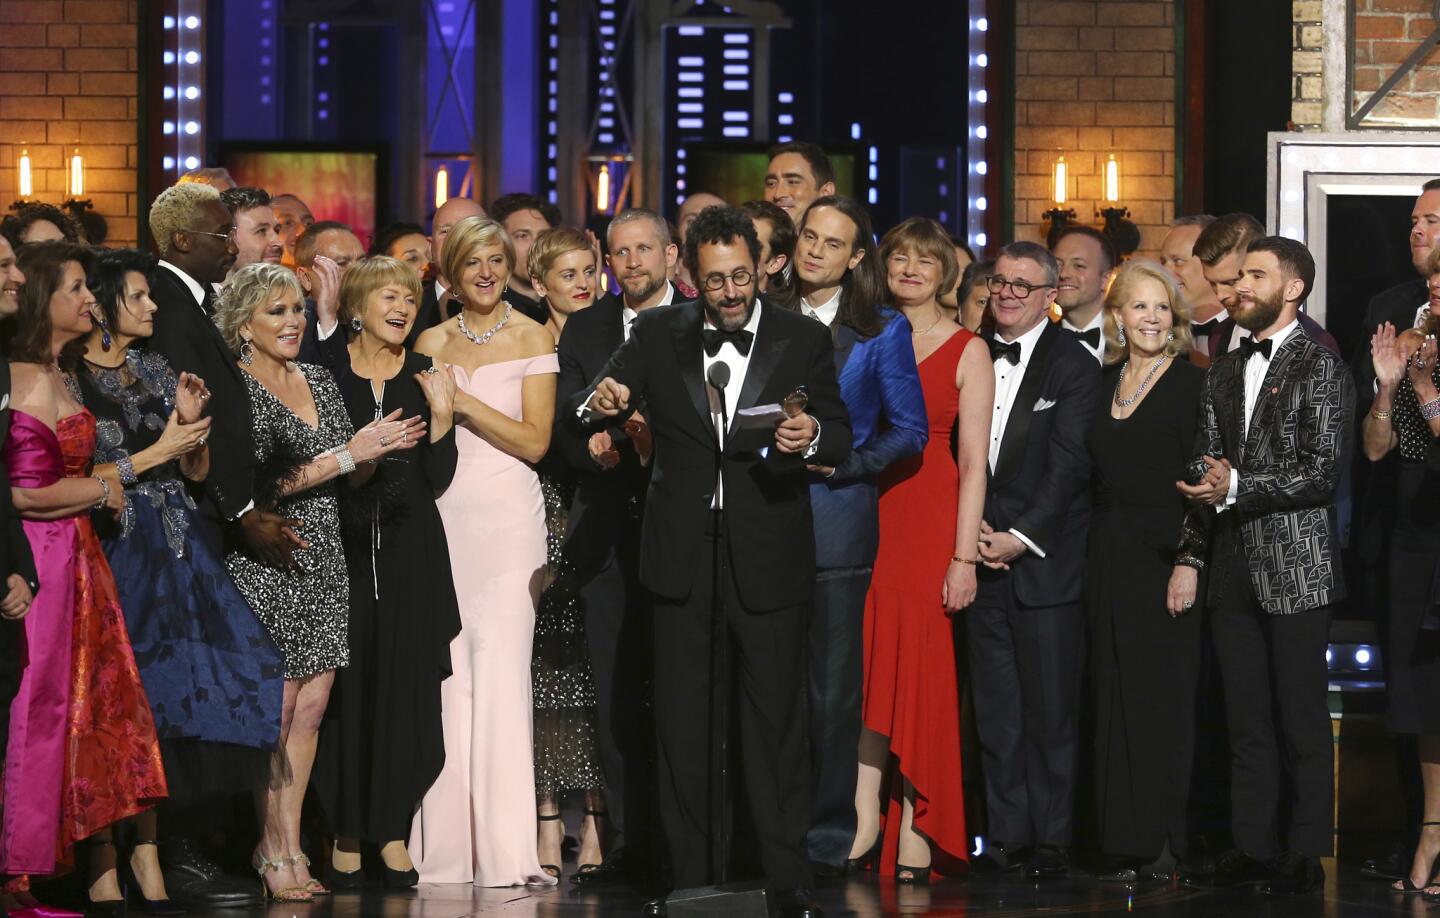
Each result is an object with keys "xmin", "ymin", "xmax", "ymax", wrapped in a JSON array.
[
  {"xmin": 586, "ymin": 152, "xmax": 635, "ymax": 216},
  {"xmin": 1096, "ymin": 153, "xmax": 1140, "ymax": 258},
  {"xmin": 11, "ymin": 147, "xmax": 34, "ymax": 211},
  {"xmin": 1042, "ymin": 151, "xmax": 1077, "ymax": 248}
]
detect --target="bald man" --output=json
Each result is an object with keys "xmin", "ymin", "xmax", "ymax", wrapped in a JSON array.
[
  {"xmin": 409, "ymin": 197, "xmax": 488, "ymax": 345},
  {"xmin": 674, "ymin": 192, "xmax": 725, "ymax": 294}
]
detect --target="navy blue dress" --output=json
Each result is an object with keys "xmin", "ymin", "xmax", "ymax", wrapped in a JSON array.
[{"xmin": 75, "ymin": 348, "xmax": 283, "ymax": 800}]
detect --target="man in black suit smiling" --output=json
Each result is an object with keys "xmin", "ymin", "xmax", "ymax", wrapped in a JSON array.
[
  {"xmin": 968, "ymin": 240, "xmax": 1099, "ymax": 879},
  {"xmin": 573, "ymin": 206, "xmax": 850, "ymax": 917}
]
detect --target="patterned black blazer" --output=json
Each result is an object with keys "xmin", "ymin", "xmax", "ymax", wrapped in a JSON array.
[{"xmin": 1177, "ymin": 325, "xmax": 1355, "ymax": 615}]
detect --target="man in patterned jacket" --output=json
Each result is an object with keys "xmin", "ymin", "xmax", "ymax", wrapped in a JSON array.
[{"xmin": 1174, "ymin": 236, "xmax": 1354, "ymax": 897}]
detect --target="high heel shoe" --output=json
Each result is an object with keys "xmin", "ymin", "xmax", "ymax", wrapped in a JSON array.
[
  {"xmin": 538, "ymin": 813, "xmax": 563, "ymax": 880},
  {"xmin": 1394, "ymin": 821, "xmax": 1440, "ymax": 893},
  {"xmin": 286, "ymin": 853, "xmax": 329, "ymax": 896},
  {"xmin": 85, "ymin": 838, "xmax": 127, "ymax": 917},
  {"xmin": 379, "ymin": 863, "xmax": 419, "ymax": 890},
  {"xmin": 250, "ymin": 849, "xmax": 311, "ymax": 903},
  {"xmin": 125, "ymin": 840, "xmax": 186, "ymax": 915},
  {"xmin": 846, "ymin": 838, "xmax": 882, "ymax": 875},
  {"xmin": 894, "ymin": 865, "xmax": 932, "ymax": 885},
  {"xmin": 574, "ymin": 809, "xmax": 607, "ymax": 879},
  {"xmin": 325, "ymin": 851, "xmax": 365, "ymax": 893}
]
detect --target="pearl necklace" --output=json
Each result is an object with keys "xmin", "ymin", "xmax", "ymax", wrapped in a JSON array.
[
  {"xmin": 456, "ymin": 303, "xmax": 513, "ymax": 347},
  {"xmin": 1114, "ymin": 354, "xmax": 1168, "ymax": 409}
]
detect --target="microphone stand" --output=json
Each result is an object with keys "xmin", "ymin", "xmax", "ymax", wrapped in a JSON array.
[{"xmin": 705, "ymin": 364, "xmax": 732, "ymax": 886}]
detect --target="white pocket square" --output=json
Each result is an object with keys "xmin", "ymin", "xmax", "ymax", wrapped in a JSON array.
[{"xmin": 1033, "ymin": 397, "xmax": 1056, "ymax": 412}]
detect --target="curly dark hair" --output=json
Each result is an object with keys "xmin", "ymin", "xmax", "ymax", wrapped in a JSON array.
[
  {"xmin": 87, "ymin": 248, "xmax": 158, "ymax": 346},
  {"xmin": 681, "ymin": 205, "xmax": 762, "ymax": 286},
  {"xmin": 490, "ymin": 192, "xmax": 562, "ymax": 229},
  {"xmin": 0, "ymin": 203, "xmax": 79, "ymax": 250},
  {"xmin": 219, "ymin": 185, "xmax": 273, "ymax": 215}
]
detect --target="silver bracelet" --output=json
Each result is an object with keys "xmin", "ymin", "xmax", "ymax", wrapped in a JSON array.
[
  {"xmin": 334, "ymin": 447, "xmax": 357, "ymax": 475},
  {"xmin": 1422, "ymin": 396, "xmax": 1440, "ymax": 422},
  {"xmin": 116, "ymin": 455, "xmax": 138, "ymax": 486},
  {"xmin": 92, "ymin": 475, "xmax": 110, "ymax": 510}
]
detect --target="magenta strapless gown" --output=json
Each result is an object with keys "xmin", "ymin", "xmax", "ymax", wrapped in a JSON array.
[
  {"xmin": 1, "ymin": 409, "xmax": 165, "ymax": 874},
  {"xmin": 410, "ymin": 353, "xmax": 560, "ymax": 886}
]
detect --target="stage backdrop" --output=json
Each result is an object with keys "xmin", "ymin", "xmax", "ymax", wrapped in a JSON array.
[{"xmin": 222, "ymin": 148, "xmax": 381, "ymax": 245}]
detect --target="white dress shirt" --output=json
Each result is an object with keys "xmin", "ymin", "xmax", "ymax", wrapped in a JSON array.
[
  {"xmin": 623, "ymin": 283, "xmax": 675, "ymax": 341},
  {"xmin": 1060, "ymin": 310, "xmax": 1105, "ymax": 363},
  {"xmin": 158, "ymin": 259, "xmax": 207, "ymax": 309},
  {"xmin": 1222, "ymin": 318, "xmax": 1301, "ymax": 509},
  {"xmin": 704, "ymin": 305, "xmax": 762, "ymax": 508},
  {"xmin": 800, "ymin": 287, "xmax": 842, "ymax": 327},
  {"xmin": 988, "ymin": 319, "xmax": 1051, "ymax": 558}
]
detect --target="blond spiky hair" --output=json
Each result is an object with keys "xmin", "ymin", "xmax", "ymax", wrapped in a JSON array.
[{"xmin": 149, "ymin": 182, "xmax": 222, "ymax": 257}]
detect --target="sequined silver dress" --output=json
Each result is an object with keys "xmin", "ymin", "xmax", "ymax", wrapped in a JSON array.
[
  {"xmin": 532, "ymin": 471, "xmax": 605, "ymax": 795},
  {"xmin": 225, "ymin": 363, "xmax": 353, "ymax": 679}
]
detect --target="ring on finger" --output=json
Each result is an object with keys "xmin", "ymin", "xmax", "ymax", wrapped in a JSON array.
[{"xmin": 380, "ymin": 435, "xmax": 389, "ymax": 447}]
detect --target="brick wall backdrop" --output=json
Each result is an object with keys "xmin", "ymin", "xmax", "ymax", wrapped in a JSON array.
[
  {"xmin": 1348, "ymin": 0, "xmax": 1440, "ymax": 127},
  {"xmin": 1012, "ymin": 0, "xmax": 1177, "ymax": 258},
  {"xmin": 0, "ymin": 0, "xmax": 140, "ymax": 246}
]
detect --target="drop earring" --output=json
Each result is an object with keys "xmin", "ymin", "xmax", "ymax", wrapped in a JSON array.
[
  {"xmin": 239, "ymin": 338, "xmax": 254, "ymax": 366},
  {"xmin": 1117, "ymin": 327, "xmax": 1126, "ymax": 347},
  {"xmin": 95, "ymin": 315, "xmax": 112, "ymax": 350}
]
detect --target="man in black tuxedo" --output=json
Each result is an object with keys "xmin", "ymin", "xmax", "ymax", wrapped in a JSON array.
[
  {"xmin": 1176, "ymin": 237, "xmax": 1354, "ymax": 896},
  {"xmin": 0, "ymin": 235, "xmax": 38, "ymax": 753},
  {"xmin": 145, "ymin": 182, "xmax": 296, "ymax": 909},
  {"xmin": 572, "ymin": 206, "xmax": 851, "ymax": 916},
  {"xmin": 553, "ymin": 208, "xmax": 681, "ymax": 885},
  {"xmin": 967, "ymin": 241, "xmax": 1099, "ymax": 879}
]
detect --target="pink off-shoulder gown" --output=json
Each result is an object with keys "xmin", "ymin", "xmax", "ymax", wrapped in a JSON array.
[{"xmin": 410, "ymin": 353, "xmax": 560, "ymax": 887}]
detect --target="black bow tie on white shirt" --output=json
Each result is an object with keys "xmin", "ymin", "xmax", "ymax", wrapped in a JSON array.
[
  {"xmin": 1238, "ymin": 336, "xmax": 1273, "ymax": 360},
  {"xmin": 989, "ymin": 338, "xmax": 1022, "ymax": 365},
  {"xmin": 702, "ymin": 327, "xmax": 753, "ymax": 358},
  {"xmin": 1067, "ymin": 327, "xmax": 1101, "ymax": 350}
]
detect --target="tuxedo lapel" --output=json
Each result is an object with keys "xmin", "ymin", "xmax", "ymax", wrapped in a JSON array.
[
  {"xmin": 735, "ymin": 302, "xmax": 791, "ymax": 419},
  {"xmin": 1214, "ymin": 354, "xmax": 1246, "ymax": 458},
  {"xmin": 671, "ymin": 301, "xmax": 716, "ymax": 442},
  {"xmin": 992, "ymin": 323, "xmax": 1058, "ymax": 484}
]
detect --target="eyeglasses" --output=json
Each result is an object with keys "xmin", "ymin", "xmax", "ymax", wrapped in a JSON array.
[
  {"xmin": 701, "ymin": 269, "xmax": 754, "ymax": 292},
  {"xmin": 189, "ymin": 229, "xmax": 236, "ymax": 243},
  {"xmin": 986, "ymin": 275, "xmax": 1056, "ymax": 298}
]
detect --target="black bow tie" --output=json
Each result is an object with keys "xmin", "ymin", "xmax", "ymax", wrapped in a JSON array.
[
  {"xmin": 1068, "ymin": 327, "xmax": 1101, "ymax": 349},
  {"xmin": 1238, "ymin": 336, "xmax": 1273, "ymax": 360},
  {"xmin": 702, "ymin": 327, "xmax": 753, "ymax": 358},
  {"xmin": 989, "ymin": 338, "xmax": 1022, "ymax": 365}
]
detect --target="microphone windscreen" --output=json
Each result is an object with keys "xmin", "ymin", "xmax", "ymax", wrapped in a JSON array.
[{"xmin": 706, "ymin": 361, "xmax": 731, "ymax": 390}]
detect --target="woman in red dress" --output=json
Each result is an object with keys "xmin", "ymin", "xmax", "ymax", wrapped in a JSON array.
[
  {"xmin": 851, "ymin": 219, "xmax": 993, "ymax": 881},
  {"xmin": 1, "ymin": 242, "xmax": 166, "ymax": 910}
]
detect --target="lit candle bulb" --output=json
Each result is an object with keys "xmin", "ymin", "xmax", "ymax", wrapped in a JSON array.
[
  {"xmin": 1052, "ymin": 153, "xmax": 1068, "ymax": 206},
  {"xmin": 67, "ymin": 148, "xmax": 84, "ymax": 198},
  {"xmin": 434, "ymin": 164, "xmax": 449, "ymax": 210},
  {"xmin": 597, "ymin": 163, "xmax": 612, "ymax": 213},
  {"xmin": 18, "ymin": 148, "xmax": 32, "ymax": 200},
  {"xmin": 1104, "ymin": 153, "xmax": 1120, "ymax": 204}
]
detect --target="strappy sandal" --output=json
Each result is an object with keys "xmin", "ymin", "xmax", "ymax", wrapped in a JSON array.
[
  {"xmin": 538, "ymin": 813, "xmax": 563, "ymax": 879},
  {"xmin": 575, "ymin": 809, "xmax": 608, "ymax": 877},
  {"xmin": 286, "ymin": 853, "xmax": 329, "ymax": 896},
  {"xmin": 1397, "ymin": 822, "xmax": 1440, "ymax": 893},
  {"xmin": 251, "ymin": 849, "xmax": 312, "ymax": 903}
]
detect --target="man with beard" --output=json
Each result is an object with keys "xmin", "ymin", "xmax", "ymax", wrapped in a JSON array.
[
  {"xmin": 1195, "ymin": 214, "xmax": 1338, "ymax": 360},
  {"xmin": 551, "ymin": 206, "xmax": 679, "ymax": 886},
  {"xmin": 1176, "ymin": 237, "xmax": 1353, "ymax": 897},
  {"xmin": 219, "ymin": 186, "xmax": 284, "ymax": 275},
  {"xmin": 1051, "ymin": 225, "xmax": 1116, "ymax": 364},
  {"xmin": 573, "ymin": 205, "xmax": 850, "ymax": 917}
]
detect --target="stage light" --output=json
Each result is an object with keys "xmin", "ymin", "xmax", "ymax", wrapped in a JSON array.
[
  {"xmin": 976, "ymin": 126, "xmax": 988, "ymax": 139},
  {"xmin": 163, "ymin": 51, "xmax": 175, "ymax": 64},
  {"xmin": 976, "ymin": 161, "xmax": 988, "ymax": 175},
  {"xmin": 163, "ymin": 15, "xmax": 175, "ymax": 28},
  {"xmin": 163, "ymin": 156, "xmax": 175, "ymax": 171},
  {"xmin": 164, "ymin": 86, "xmax": 175, "ymax": 100},
  {"xmin": 184, "ymin": 121, "xmax": 199, "ymax": 135},
  {"xmin": 1326, "ymin": 647, "xmax": 1334, "ymax": 665},
  {"xmin": 184, "ymin": 156, "xmax": 199, "ymax": 169},
  {"xmin": 184, "ymin": 51, "xmax": 199, "ymax": 64},
  {"xmin": 976, "ymin": 196, "xmax": 987, "ymax": 211},
  {"xmin": 976, "ymin": 89, "xmax": 988, "ymax": 103},
  {"xmin": 1355, "ymin": 647, "xmax": 1373, "ymax": 667},
  {"xmin": 163, "ymin": 121, "xmax": 175, "ymax": 135},
  {"xmin": 184, "ymin": 86, "xmax": 199, "ymax": 100},
  {"xmin": 184, "ymin": 15, "xmax": 199, "ymax": 29},
  {"xmin": 975, "ymin": 232, "xmax": 988, "ymax": 246},
  {"xmin": 977, "ymin": 17, "xmax": 988, "ymax": 30},
  {"xmin": 977, "ymin": 53, "xmax": 988, "ymax": 67},
  {"xmin": 850, "ymin": 122, "xmax": 861, "ymax": 141}
]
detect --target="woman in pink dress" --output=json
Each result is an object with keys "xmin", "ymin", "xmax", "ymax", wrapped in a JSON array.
[
  {"xmin": 410, "ymin": 216, "xmax": 559, "ymax": 887},
  {"xmin": 1, "ymin": 242, "xmax": 166, "ymax": 896}
]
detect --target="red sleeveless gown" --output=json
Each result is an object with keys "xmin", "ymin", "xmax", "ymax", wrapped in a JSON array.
[{"xmin": 861, "ymin": 327, "xmax": 973, "ymax": 875}]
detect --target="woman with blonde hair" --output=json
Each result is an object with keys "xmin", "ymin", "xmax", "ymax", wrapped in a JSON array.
[
  {"xmin": 409, "ymin": 217, "xmax": 560, "ymax": 887},
  {"xmin": 1087, "ymin": 259, "xmax": 1205, "ymax": 883},
  {"xmin": 312, "ymin": 256, "xmax": 461, "ymax": 888},
  {"xmin": 215, "ymin": 263, "xmax": 424, "ymax": 901}
]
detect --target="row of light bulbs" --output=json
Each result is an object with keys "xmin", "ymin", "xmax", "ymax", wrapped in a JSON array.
[
  {"xmin": 14, "ymin": 148, "xmax": 87, "ymax": 200},
  {"xmin": 1052, "ymin": 152, "xmax": 1124, "ymax": 206}
]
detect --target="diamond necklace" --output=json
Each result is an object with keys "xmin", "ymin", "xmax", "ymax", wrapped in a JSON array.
[
  {"xmin": 456, "ymin": 303, "xmax": 513, "ymax": 346},
  {"xmin": 1114, "ymin": 354, "xmax": 1168, "ymax": 409}
]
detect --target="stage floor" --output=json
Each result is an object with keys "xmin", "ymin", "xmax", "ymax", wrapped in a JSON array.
[{"xmin": 171, "ymin": 860, "xmax": 1435, "ymax": 916}]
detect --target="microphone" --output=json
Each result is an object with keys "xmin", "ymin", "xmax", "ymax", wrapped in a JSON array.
[{"xmin": 707, "ymin": 361, "xmax": 731, "ymax": 442}]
